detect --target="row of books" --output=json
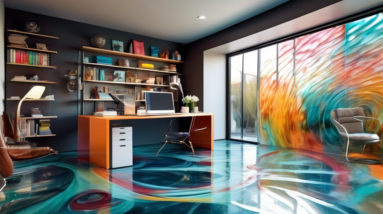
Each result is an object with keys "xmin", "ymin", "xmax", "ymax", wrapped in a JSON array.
[
  {"xmin": 19, "ymin": 119, "xmax": 52, "ymax": 137},
  {"xmin": 7, "ymin": 49, "xmax": 51, "ymax": 66}
]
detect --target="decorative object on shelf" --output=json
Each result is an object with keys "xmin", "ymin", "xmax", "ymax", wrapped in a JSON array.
[
  {"xmin": 118, "ymin": 59, "xmax": 130, "ymax": 67},
  {"xmin": 90, "ymin": 34, "xmax": 106, "ymax": 48},
  {"xmin": 85, "ymin": 67, "xmax": 94, "ymax": 81},
  {"xmin": 125, "ymin": 71, "xmax": 135, "ymax": 82},
  {"xmin": 10, "ymin": 96, "xmax": 21, "ymax": 100},
  {"xmin": 12, "ymin": 75, "xmax": 27, "ymax": 81},
  {"xmin": 160, "ymin": 65, "xmax": 170, "ymax": 71},
  {"xmin": 25, "ymin": 19, "xmax": 40, "ymax": 33},
  {"xmin": 8, "ymin": 34, "xmax": 28, "ymax": 48},
  {"xmin": 160, "ymin": 51, "xmax": 169, "ymax": 59},
  {"xmin": 44, "ymin": 95, "xmax": 54, "ymax": 99},
  {"xmin": 150, "ymin": 46, "xmax": 160, "ymax": 57},
  {"xmin": 103, "ymin": 87, "xmax": 109, "ymax": 93},
  {"xmin": 99, "ymin": 69, "xmax": 105, "ymax": 81},
  {"xmin": 113, "ymin": 71, "xmax": 125, "ymax": 82},
  {"xmin": 36, "ymin": 43, "xmax": 47, "ymax": 50},
  {"xmin": 133, "ymin": 40, "xmax": 145, "ymax": 55},
  {"xmin": 170, "ymin": 64, "xmax": 177, "ymax": 72},
  {"xmin": 136, "ymin": 93, "xmax": 141, "ymax": 100},
  {"xmin": 14, "ymin": 86, "xmax": 45, "ymax": 142},
  {"xmin": 31, "ymin": 108, "xmax": 43, "ymax": 117},
  {"xmin": 92, "ymin": 87, "xmax": 100, "ymax": 99},
  {"xmin": 59, "ymin": 70, "xmax": 77, "ymax": 92},
  {"xmin": 138, "ymin": 61, "xmax": 154, "ymax": 69},
  {"xmin": 128, "ymin": 41, "xmax": 133, "ymax": 53},
  {"xmin": 194, "ymin": 106, "xmax": 199, "ymax": 113},
  {"xmin": 29, "ymin": 75, "xmax": 40, "ymax": 81},
  {"xmin": 39, "ymin": 119, "xmax": 52, "ymax": 135},
  {"xmin": 191, "ymin": 95, "xmax": 199, "ymax": 113},
  {"xmin": 112, "ymin": 40, "xmax": 124, "ymax": 52},
  {"xmin": 84, "ymin": 57, "xmax": 89, "ymax": 62},
  {"xmin": 155, "ymin": 76, "xmax": 163, "ymax": 85}
]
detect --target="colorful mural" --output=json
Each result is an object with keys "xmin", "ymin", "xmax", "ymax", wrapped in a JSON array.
[
  {"xmin": 259, "ymin": 13, "xmax": 383, "ymax": 153},
  {"xmin": 1, "ymin": 141, "xmax": 383, "ymax": 213}
]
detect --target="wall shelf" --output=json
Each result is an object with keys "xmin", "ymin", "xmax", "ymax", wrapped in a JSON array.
[
  {"xmin": 84, "ymin": 99, "xmax": 114, "ymax": 102},
  {"xmin": 136, "ymin": 67, "xmax": 179, "ymax": 75},
  {"xmin": 7, "ymin": 45, "xmax": 57, "ymax": 54},
  {"xmin": 7, "ymin": 98, "xmax": 55, "ymax": 101},
  {"xmin": 20, "ymin": 116, "xmax": 58, "ymax": 120},
  {"xmin": 83, "ymin": 62, "xmax": 135, "ymax": 70},
  {"xmin": 81, "ymin": 46, "xmax": 184, "ymax": 64},
  {"xmin": 11, "ymin": 79, "xmax": 57, "ymax": 84},
  {"xmin": 25, "ymin": 134, "xmax": 56, "ymax": 138},
  {"xmin": 7, "ymin": 63, "xmax": 57, "ymax": 69},
  {"xmin": 84, "ymin": 80, "xmax": 169, "ymax": 87},
  {"xmin": 7, "ymin": 29, "xmax": 59, "ymax": 39}
]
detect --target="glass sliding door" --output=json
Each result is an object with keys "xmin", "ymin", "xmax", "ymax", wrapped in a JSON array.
[
  {"xmin": 229, "ymin": 54, "xmax": 243, "ymax": 140},
  {"xmin": 243, "ymin": 50, "xmax": 258, "ymax": 142}
]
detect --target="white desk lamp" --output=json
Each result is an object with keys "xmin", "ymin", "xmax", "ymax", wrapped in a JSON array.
[
  {"xmin": 13, "ymin": 86, "xmax": 45, "ymax": 142},
  {"xmin": 169, "ymin": 79, "xmax": 184, "ymax": 99}
]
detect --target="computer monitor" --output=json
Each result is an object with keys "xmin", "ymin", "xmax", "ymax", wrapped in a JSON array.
[{"xmin": 145, "ymin": 92, "xmax": 175, "ymax": 114}]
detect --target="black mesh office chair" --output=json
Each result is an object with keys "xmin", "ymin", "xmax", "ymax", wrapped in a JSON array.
[{"xmin": 156, "ymin": 117, "xmax": 207, "ymax": 156}]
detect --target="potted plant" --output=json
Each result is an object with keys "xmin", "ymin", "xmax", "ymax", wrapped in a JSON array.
[
  {"xmin": 191, "ymin": 95, "xmax": 199, "ymax": 113},
  {"xmin": 181, "ymin": 95, "xmax": 192, "ymax": 113}
]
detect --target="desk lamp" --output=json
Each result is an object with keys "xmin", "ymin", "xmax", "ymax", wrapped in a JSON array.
[
  {"xmin": 170, "ymin": 79, "xmax": 184, "ymax": 99},
  {"xmin": 13, "ymin": 86, "xmax": 45, "ymax": 142}
]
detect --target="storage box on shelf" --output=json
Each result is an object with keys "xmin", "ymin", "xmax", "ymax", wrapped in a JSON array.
[{"xmin": 79, "ymin": 46, "xmax": 183, "ymax": 114}]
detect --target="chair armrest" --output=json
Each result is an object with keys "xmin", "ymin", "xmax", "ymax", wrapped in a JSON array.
[
  {"xmin": 353, "ymin": 116, "xmax": 381, "ymax": 133},
  {"xmin": 332, "ymin": 119, "xmax": 349, "ymax": 139},
  {"xmin": 190, "ymin": 127, "xmax": 207, "ymax": 133}
]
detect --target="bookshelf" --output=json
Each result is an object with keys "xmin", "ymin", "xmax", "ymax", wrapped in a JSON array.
[
  {"xmin": 6, "ymin": 29, "xmax": 59, "ymax": 141},
  {"xmin": 80, "ymin": 46, "xmax": 183, "ymax": 114}
]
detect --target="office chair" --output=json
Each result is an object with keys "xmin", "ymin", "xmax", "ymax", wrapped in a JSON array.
[
  {"xmin": 331, "ymin": 107, "xmax": 381, "ymax": 164},
  {"xmin": 156, "ymin": 117, "xmax": 207, "ymax": 156}
]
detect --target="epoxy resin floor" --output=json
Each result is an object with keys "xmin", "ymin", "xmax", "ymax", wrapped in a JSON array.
[{"xmin": 1, "ymin": 140, "xmax": 383, "ymax": 214}]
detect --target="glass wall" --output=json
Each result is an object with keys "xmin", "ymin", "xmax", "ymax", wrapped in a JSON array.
[{"xmin": 228, "ymin": 12, "xmax": 383, "ymax": 152}]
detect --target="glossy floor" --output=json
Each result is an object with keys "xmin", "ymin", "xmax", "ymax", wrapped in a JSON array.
[{"xmin": 1, "ymin": 140, "xmax": 383, "ymax": 213}]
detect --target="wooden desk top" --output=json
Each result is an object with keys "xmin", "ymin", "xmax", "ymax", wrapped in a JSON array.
[{"xmin": 78, "ymin": 113, "xmax": 213, "ymax": 120}]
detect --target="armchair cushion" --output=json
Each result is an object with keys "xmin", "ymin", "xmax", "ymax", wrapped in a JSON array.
[{"xmin": 348, "ymin": 133, "xmax": 380, "ymax": 142}]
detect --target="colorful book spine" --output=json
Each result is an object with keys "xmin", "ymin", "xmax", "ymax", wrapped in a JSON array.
[{"xmin": 7, "ymin": 49, "xmax": 51, "ymax": 66}]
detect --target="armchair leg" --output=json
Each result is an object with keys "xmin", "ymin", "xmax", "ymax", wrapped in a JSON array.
[
  {"xmin": 189, "ymin": 141, "xmax": 195, "ymax": 157},
  {"xmin": 0, "ymin": 178, "xmax": 5, "ymax": 192},
  {"xmin": 156, "ymin": 141, "xmax": 169, "ymax": 156},
  {"xmin": 362, "ymin": 144, "xmax": 367, "ymax": 154}
]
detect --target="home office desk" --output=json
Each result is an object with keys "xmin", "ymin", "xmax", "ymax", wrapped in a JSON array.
[{"xmin": 78, "ymin": 113, "xmax": 214, "ymax": 169}]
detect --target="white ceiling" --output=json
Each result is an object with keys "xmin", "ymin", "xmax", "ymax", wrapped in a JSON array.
[
  {"xmin": 207, "ymin": 0, "xmax": 383, "ymax": 54},
  {"xmin": 4, "ymin": 0, "xmax": 289, "ymax": 44}
]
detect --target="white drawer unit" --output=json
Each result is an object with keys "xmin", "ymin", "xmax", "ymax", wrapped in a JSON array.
[{"xmin": 111, "ymin": 126, "xmax": 133, "ymax": 168}]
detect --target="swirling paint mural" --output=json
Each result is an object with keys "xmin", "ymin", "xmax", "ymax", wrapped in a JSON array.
[
  {"xmin": 259, "ymin": 13, "xmax": 383, "ymax": 153},
  {"xmin": 1, "ymin": 141, "xmax": 383, "ymax": 213}
]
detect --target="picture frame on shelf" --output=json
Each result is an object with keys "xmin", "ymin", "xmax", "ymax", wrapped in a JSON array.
[
  {"xmin": 125, "ymin": 71, "xmax": 135, "ymax": 83},
  {"xmin": 112, "ymin": 40, "xmax": 124, "ymax": 52},
  {"xmin": 113, "ymin": 71, "xmax": 125, "ymax": 82},
  {"xmin": 133, "ymin": 40, "xmax": 145, "ymax": 55},
  {"xmin": 150, "ymin": 46, "xmax": 160, "ymax": 57}
]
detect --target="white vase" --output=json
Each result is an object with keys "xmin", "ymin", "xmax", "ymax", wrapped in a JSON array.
[
  {"xmin": 194, "ymin": 106, "xmax": 199, "ymax": 113},
  {"xmin": 181, "ymin": 106, "xmax": 189, "ymax": 113}
]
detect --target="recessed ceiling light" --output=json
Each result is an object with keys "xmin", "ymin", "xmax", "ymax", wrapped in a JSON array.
[{"xmin": 197, "ymin": 16, "xmax": 206, "ymax": 20}]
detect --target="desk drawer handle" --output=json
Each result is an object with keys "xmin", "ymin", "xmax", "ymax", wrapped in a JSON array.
[
  {"xmin": 120, "ymin": 145, "xmax": 126, "ymax": 147},
  {"xmin": 120, "ymin": 132, "xmax": 125, "ymax": 134},
  {"xmin": 120, "ymin": 139, "xmax": 126, "ymax": 141}
]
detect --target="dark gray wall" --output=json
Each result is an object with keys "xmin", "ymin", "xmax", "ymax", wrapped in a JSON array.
[
  {"xmin": 183, "ymin": 0, "xmax": 341, "ymax": 111},
  {"xmin": 5, "ymin": 8, "xmax": 185, "ymax": 152}
]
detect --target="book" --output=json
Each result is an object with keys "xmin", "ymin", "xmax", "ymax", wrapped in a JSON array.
[
  {"xmin": 39, "ymin": 119, "xmax": 52, "ymax": 135},
  {"xmin": 133, "ymin": 40, "xmax": 145, "ymax": 55},
  {"xmin": 94, "ymin": 111, "xmax": 117, "ymax": 116},
  {"xmin": 7, "ymin": 49, "xmax": 51, "ymax": 66}
]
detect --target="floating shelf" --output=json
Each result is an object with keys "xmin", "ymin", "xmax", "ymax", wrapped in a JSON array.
[
  {"xmin": 84, "ymin": 99, "xmax": 114, "ymax": 102},
  {"xmin": 7, "ymin": 63, "xmax": 57, "ymax": 69},
  {"xmin": 7, "ymin": 46, "xmax": 57, "ymax": 54},
  {"xmin": 7, "ymin": 98, "xmax": 55, "ymax": 101},
  {"xmin": 81, "ymin": 46, "xmax": 184, "ymax": 64},
  {"xmin": 25, "ymin": 134, "xmax": 56, "ymax": 138},
  {"xmin": 84, "ymin": 80, "xmax": 169, "ymax": 87},
  {"xmin": 11, "ymin": 79, "xmax": 57, "ymax": 84},
  {"xmin": 136, "ymin": 67, "xmax": 179, "ymax": 75},
  {"xmin": 7, "ymin": 29, "xmax": 59, "ymax": 39},
  {"xmin": 20, "ymin": 116, "xmax": 58, "ymax": 120},
  {"xmin": 83, "ymin": 62, "xmax": 135, "ymax": 70}
]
